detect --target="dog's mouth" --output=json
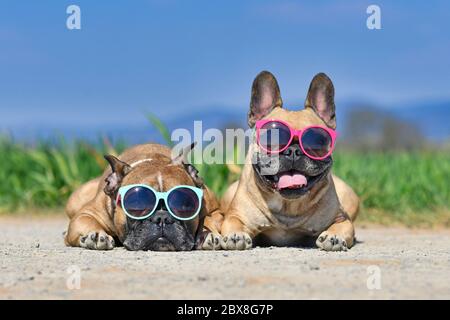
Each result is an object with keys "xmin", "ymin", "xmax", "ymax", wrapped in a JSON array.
[
  {"xmin": 150, "ymin": 237, "xmax": 177, "ymax": 251},
  {"xmin": 124, "ymin": 234, "xmax": 177, "ymax": 251},
  {"xmin": 257, "ymin": 169, "xmax": 328, "ymax": 198}
]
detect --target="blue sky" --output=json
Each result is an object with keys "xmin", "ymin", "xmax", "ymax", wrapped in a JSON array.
[{"xmin": 0, "ymin": 0, "xmax": 449, "ymax": 137}]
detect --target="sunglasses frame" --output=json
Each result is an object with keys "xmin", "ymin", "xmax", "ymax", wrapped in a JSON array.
[
  {"xmin": 255, "ymin": 119, "xmax": 337, "ymax": 160},
  {"xmin": 116, "ymin": 184, "xmax": 203, "ymax": 221}
]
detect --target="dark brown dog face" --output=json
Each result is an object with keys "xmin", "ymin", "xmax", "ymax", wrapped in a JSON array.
[
  {"xmin": 248, "ymin": 71, "xmax": 336, "ymax": 199},
  {"xmin": 103, "ymin": 145, "xmax": 205, "ymax": 251}
]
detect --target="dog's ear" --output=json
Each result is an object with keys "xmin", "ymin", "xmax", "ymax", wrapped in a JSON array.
[
  {"xmin": 184, "ymin": 163, "xmax": 204, "ymax": 188},
  {"xmin": 305, "ymin": 73, "xmax": 336, "ymax": 129},
  {"xmin": 171, "ymin": 142, "xmax": 196, "ymax": 165},
  {"xmin": 103, "ymin": 155, "xmax": 132, "ymax": 197},
  {"xmin": 171, "ymin": 142, "xmax": 204, "ymax": 187},
  {"xmin": 248, "ymin": 71, "xmax": 283, "ymax": 128}
]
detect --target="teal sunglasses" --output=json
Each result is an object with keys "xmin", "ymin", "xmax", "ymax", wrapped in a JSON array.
[{"xmin": 116, "ymin": 184, "xmax": 203, "ymax": 221}]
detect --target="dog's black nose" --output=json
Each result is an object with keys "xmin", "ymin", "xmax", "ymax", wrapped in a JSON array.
[
  {"xmin": 149, "ymin": 211, "xmax": 175, "ymax": 226},
  {"xmin": 281, "ymin": 144, "xmax": 303, "ymax": 161}
]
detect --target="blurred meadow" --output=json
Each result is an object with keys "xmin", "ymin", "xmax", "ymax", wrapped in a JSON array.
[{"xmin": 1, "ymin": 116, "xmax": 449, "ymax": 228}]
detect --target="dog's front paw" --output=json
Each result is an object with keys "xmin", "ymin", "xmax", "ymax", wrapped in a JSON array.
[
  {"xmin": 80, "ymin": 231, "xmax": 115, "ymax": 250},
  {"xmin": 221, "ymin": 232, "xmax": 252, "ymax": 250},
  {"xmin": 316, "ymin": 231, "xmax": 348, "ymax": 252},
  {"xmin": 196, "ymin": 231, "xmax": 222, "ymax": 250}
]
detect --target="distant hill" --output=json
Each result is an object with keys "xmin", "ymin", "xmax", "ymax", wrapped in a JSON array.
[
  {"xmin": 2, "ymin": 100, "xmax": 449, "ymax": 144},
  {"xmin": 388, "ymin": 100, "xmax": 450, "ymax": 141},
  {"xmin": 337, "ymin": 99, "xmax": 450, "ymax": 142},
  {"xmin": 165, "ymin": 100, "xmax": 450, "ymax": 143}
]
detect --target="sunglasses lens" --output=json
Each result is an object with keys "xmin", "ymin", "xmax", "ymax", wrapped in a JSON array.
[
  {"xmin": 259, "ymin": 121, "xmax": 292, "ymax": 152},
  {"xmin": 301, "ymin": 127, "xmax": 332, "ymax": 159},
  {"xmin": 123, "ymin": 187, "xmax": 157, "ymax": 218},
  {"xmin": 167, "ymin": 187, "xmax": 200, "ymax": 219}
]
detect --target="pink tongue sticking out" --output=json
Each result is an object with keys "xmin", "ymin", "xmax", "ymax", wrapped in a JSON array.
[{"xmin": 277, "ymin": 174, "xmax": 307, "ymax": 190}]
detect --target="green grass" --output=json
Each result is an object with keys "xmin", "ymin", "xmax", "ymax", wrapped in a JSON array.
[
  {"xmin": 0, "ymin": 136, "xmax": 125, "ymax": 211},
  {"xmin": 333, "ymin": 152, "xmax": 450, "ymax": 212},
  {"xmin": 1, "ymin": 134, "xmax": 449, "ymax": 226},
  {"xmin": 333, "ymin": 151, "xmax": 450, "ymax": 226}
]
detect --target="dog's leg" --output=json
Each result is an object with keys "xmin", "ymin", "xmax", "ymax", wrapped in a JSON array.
[
  {"xmin": 65, "ymin": 214, "xmax": 115, "ymax": 250},
  {"xmin": 220, "ymin": 213, "xmax": 254, "ymax": 250},
  {"xmin": 65, "ymin": 178, "xmax": 101, "ymax": 219},
  {"xmin": 332, "ymin": 175, "xmax": 360, "ymax": 222},
  {"xmin": 196, "ymin": 211, "xmax": 223, "ymax": 250},
  {"xmin": 315, "ymin": 218, "xmax": 355, "ymax": 251},
  {"xmin": 196, "ymin": 230, "xmax": 222, "ymax": 250}
]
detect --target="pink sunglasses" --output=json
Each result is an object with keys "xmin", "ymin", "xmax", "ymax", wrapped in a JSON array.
[{"xmin": 255, "ymin": 119, "xmax": 337, "ymax": 160}]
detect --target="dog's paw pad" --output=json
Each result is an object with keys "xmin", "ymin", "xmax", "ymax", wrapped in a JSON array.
[
  {"xmin": 198, "ymin": 232, "xmax": 222, "ymax": 250},
  {"xmin": 316, "ymin": 232, "xmax": 348, "ymax": 251},
  {"xmin": 79, "ymin": 231, "xmax": 115, "ymax": 250},
  {"xmin": 221, "ymin": 232, "xmax": 252, "ymax": 250}
]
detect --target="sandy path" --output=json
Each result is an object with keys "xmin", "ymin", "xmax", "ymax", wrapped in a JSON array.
[{"xmin": 0, "ymin": 216, "xmax": 449, "ymax": 299}]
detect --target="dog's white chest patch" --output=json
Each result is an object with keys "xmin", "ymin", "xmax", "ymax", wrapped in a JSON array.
[
  {"xmin": 267, "ymin": 196, "xmax": 307, "ymax": 230},
  {"xmin": 266, "ymin": 194, "xmax": 315, "ymax": 231},
  {"xmin": 267, "ymin": 195, "xmax": 283, "ymax": 213}
]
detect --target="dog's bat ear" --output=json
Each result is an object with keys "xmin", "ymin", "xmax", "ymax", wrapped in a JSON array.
[
  {"xmin": 171, "ymin": 142, "xmax": 204, "ymax": 187},
  {"xmin": 185, "ymin": 163, "xmax": 204, "ymax": 188},
  {"xmin": 305, "ymin": 73, "xmax": 336, "ymax": 129},
  {"xmin": 171, "ymin": 142, "xmax": 196, "ymax": 165},
  {"xmin": 248, "ymin": 71, "xmax": 283, "ymax": 128},
  {"xmin": 103, "ymin": 155, "xmax": 132, "ymax": 197},
  {"xmin": 104, "ymin": 154, "xmax": 132, "ymax": 176}
]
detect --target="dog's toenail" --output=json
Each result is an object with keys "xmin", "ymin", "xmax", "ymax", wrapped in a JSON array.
[
  {"xmin": 90, "ymin": 233, "xmax": 96, "ymax": 241},
  {"xmin": 99, "ymin": 236, "xmax": 105, "ymax": 242},
  {"xmin": 223, "ymin": 237, "xmax": 228, "ymax": 242}
]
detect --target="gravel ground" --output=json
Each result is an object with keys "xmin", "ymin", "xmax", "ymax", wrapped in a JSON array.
[{"xmin": 0, "ymin": 216, "xmax": 449, "ymax": 300}]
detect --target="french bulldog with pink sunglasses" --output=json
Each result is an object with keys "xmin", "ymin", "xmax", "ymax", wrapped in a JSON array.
[{"xmin": 220, "ymin": 71, "xmax": 359, "ymax": 251}]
